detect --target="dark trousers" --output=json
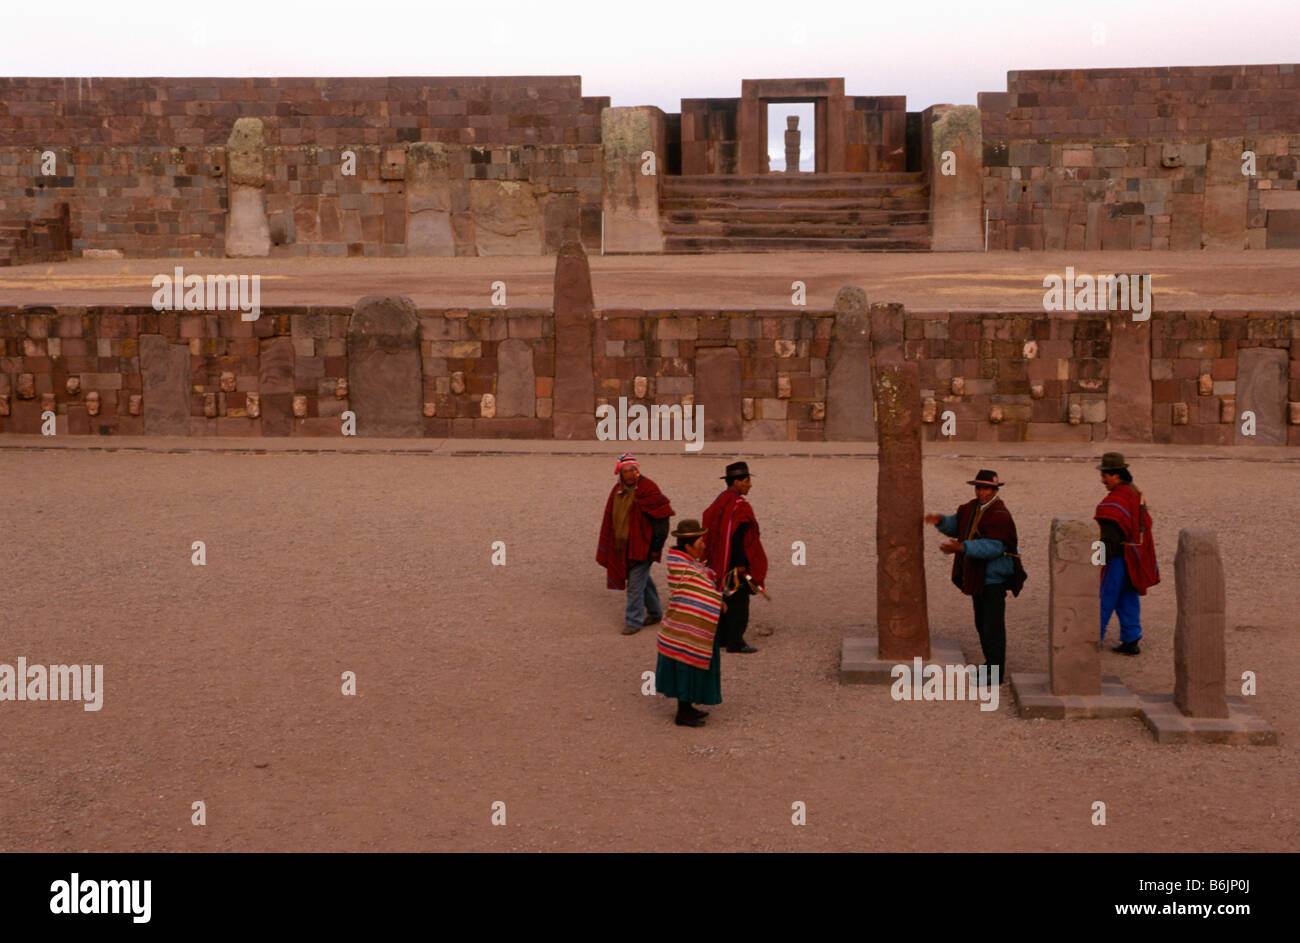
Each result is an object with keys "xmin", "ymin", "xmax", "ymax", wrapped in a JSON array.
[
  {"xmin": 717, "ymin": 586, "xmax": 751, "ymax": 651},
  {"xmin": 971, "ymin": 585, "xmax": 1007, "ymax": 676}
]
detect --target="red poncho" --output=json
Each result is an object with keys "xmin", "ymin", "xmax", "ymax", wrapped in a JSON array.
[
  {"xmin": 596, "ymin": 476, "xmax": 674, "ymax": 590},
  {"xmin": 702, "ymin": 489, "xmax": 768, "ymax": 590},
  {"xmin": 1095, "ymin": 483, "xmax": 1160, "ymax": 595}
]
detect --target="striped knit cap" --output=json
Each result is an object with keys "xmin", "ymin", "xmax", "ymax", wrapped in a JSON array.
[{"xmin": 615, "ymin": 453, "xmax": 639, "ymax": 475}]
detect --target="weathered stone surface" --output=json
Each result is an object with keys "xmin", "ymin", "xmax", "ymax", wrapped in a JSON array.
[
  {"xmin": 139, "ymin": 334, "xmax": 190, "ymax": 434},
  {"xmin": 1202, "ymin": 137, "xmax": 1247, "ymax": 249},
  {"xmin": 542, "ymin": 191, "xmax": 580, "ymax": 254},
  {"xmin": 1048, "ymin": 518, "xmax": 1102, "ymax": 696},
  {"xmin": 406, "ymin": 142, "xmax": 455, "ymax": 257},
  {"xmin": 225, "ymin": 118, "xmax": 270, "ymax": 257},
  {"xmin": 873, "ymin": 358, "xmax": 929, "ymax": 660},
  {"xmin": 926, "ymin": 105, "xmax": 983, "ymax": 251},
  {"xmin": 497, "ymin": 338, "xmax": 535, "ymax": 418},
  {"xmin": 347, "ymin": 296, "xmax": 423, "ymax": 437},
  {"xmin": 469, "ymin": 180, "xmax": 541, "ymax": 256},
  {"xmin": 1235, "ymin": 347, "xmax": 1287, "ymax": 445},
  {"xmin": 869, "ymin": 302, "xmax": 906, "ymax": 364},
  {"xmin": 601, "ymin": 106, "xmax": 665, "ymax": 252},
  {"xmin": 1173, "ymin": 529, "xmax": 1229, "ymax": 718},
  {"xmin": 552, "ymin": 242, "xmax": 596, "ymax": 439},
  {"xmin": 825, "ymin": 286, "xmax": 874, "ymax": 441},
  {"xmin": 696, "ymin": 347, "xmax": 743, "ymax": 441},
  {"xmin": 784, "ymin": 115, "xmax": 800, "ymax": 174},
  {"xmin": 1107, "ymin": 311, "xmax": 1153, "ymax": 441},
  {"xmin": 258, "ymin": 335, "xmax": 294, "ymax": 436}
]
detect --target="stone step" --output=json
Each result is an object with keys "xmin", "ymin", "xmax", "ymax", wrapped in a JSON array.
[
  {"xmin": 663, "ymin": 220, "xmax": 933, "ymax": 240},
  {"xmin": 665, "ymin": 208, "xmax": 930, "ymax": 225},
  {"xmin": 662, "ymin": 234, "xmax": 931, "ymax": 253},
  {"xmin": 663, "ymin": 171, "xmax": 923, "ymax": 187}
]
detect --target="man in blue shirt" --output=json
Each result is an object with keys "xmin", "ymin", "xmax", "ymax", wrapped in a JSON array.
[{"xmin": 924, "ymin": 470, "xmax": 1026, "ymax": 684}]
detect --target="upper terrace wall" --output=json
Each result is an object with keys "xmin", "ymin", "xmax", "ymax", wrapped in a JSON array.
[
  {"xmin": 981, "ymin": 65, "xmax": 1300, "ymax": 142},
  {"xmin": 0, "ymin": 77, "xmax": 607, "ymax": 147},
  {"xmin": 977, "ymin": 65, "xmax": 1300, "ymax": 251}
]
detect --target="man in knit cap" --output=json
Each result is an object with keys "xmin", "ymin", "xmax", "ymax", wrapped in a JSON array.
[{"xmin": 596, "ymin": 453, "xmax": 675, "ymax": 635}]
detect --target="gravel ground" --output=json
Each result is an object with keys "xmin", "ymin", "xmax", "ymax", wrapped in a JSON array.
[{"xmin": 0, "ymin": 448, "xmax": 1295, "ymax": 852}]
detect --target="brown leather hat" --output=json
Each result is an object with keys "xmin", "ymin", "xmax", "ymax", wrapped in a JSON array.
[{"xmin": 671, "ymin": 519, "xmax": 707, "ymax": 538}]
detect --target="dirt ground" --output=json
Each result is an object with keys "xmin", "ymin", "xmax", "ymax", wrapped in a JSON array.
[
  {"xmin": 4, "ymin": 249, "xmax": 1300, "ymax": 310},
  {"xmin": 0, "ymin": 442, "xmax": 1294, "ymax": 852}
]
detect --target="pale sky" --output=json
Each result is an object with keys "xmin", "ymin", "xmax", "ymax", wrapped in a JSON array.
[{"xmin": 4, "ymin": 0, "xmax": 1296, "ymax": 116}]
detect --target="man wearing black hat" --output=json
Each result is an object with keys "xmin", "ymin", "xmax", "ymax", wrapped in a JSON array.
[
  {"xmin": 925, "ymin": 470, "xmax": 1027, "ymax": 683},
  {"xmin": 703, "ymin": 461, "xmax": 768, "ymax": 654}
]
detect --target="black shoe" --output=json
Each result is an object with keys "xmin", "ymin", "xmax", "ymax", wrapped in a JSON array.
[
  {"xmin": 643, "ymin": 615, "xmax": 662, "ymax": 628},
  {"xmin": 727, "ymin": 644, "xmax": 758, "ymax": 654},
  {"xmin": 687, "ymin": 705, "xmax": 709, "ymax": 719},
  {"xmin": 675, "ymin": 715, "xmax": 706, "ymax": 727},
  {"xmin": 1112, "ymin": 640, "xmax": 1141, "ymax": 655}
]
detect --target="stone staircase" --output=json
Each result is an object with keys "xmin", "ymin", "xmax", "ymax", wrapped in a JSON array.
[
  {"xmin": 0, "ymin": 204, "xmax": 72, "ymax": 266},
  {"xmin": 660, "ymin": 172, "xmax": 930, "ymax": 252}
]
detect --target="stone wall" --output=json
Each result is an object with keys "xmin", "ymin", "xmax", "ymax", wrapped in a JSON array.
[
  {"xmin": 981, "ymin": 66, "xmax": 1300, "ymax": 142},
  {"xmin": 978, "ymin": 65, "xmax": 1300, "ymax": 250},
  {"xmin": 0, "ymin": 77, "xmax": 606, "ymax": 148},
  {"xmin": 2, "ymin": 306, "xmax": 1294, "ymax": 444},
  {"xmin": 981, "ymin": 135, "xmax": 1300, "ymax": 251},
  {"xmin": 0, "ymin": 142, "xmax": 602, "ymax": 257}
]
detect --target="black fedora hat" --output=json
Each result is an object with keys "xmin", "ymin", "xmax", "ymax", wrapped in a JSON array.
[
  {"xmin": 1096, "ymin": 452, "xmax": 1129, "ymax": 472},
  {"xmin": 966, "ymin": 469, "xmax": 1003, "ymax": 488},
  {"xmin": 721, "ymin": 461, "xmax": 753, "ymax": 481}
]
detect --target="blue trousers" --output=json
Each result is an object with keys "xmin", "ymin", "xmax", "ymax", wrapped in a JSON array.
[
  {"xmin": 625, "ymin": 559, "xmax": 662, "ymax": 630},
  {"xmin": 1100, "ymin": 557, "xmax": 1142, "ymax": 643}
]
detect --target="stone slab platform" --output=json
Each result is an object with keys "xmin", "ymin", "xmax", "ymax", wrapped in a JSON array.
[
  {"xmin": 839, "ymin": 635, "xmax": 966, "ymax": 685},
  {"xmin": 1010, "ymin": 672, "xmax": 1140, "ymax": 719},
  {"xmin": 1137, "ymin": 694, "xmax": 1278, "ymax": 745}
]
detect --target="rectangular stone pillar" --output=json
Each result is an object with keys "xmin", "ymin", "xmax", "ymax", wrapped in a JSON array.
[
  {"xmin": 139, "ymin": 335, "xmax": 191, "ymax": 434},
  {"xmin": 552, "ymin": 241, "xmax": 597, "ymax": 439},
  {"xmin": 406, "ymin": 142, "xmax": 455, "ymax": 257},
  {"xmin": 1106, "ymin": 310, "xmax": 1153, "ymax": 442},
  {"xmin": 225, "ymin": 118, "xmax": 271, "ymax": 258},
  {"xmin": 1202, "ymin": 137, "xmax": 1248, "ymax": 250},
  {"xmin": 600, "ymin": 106, "xmax": 665, "ymax": 253},
  {"xmin": 872, "ymin": 356, "xmax": 929, "ymax": 660},
  {"xmin": 1048, "ymin": 518, "xmax": 1102, "ymax": 696},
  {"xmin": 1236, "ymin": 347, "xmax": 1288, "ymax": 445},
  {"xmin": 923, "ymin": 105, "xmax": 984, "ymax": 251},
  {"xmin": 1173, "ymin": 529, "xmax": 1229, "ymax": 718},
  {"xmin": 347, "ymin": 296, "xmax": 423, "ymax": 437},
  {"xmin": 824, "ymin": 287, "xmax": 874, "ymax": 441}
]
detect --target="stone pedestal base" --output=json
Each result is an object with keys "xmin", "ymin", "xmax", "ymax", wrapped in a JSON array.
[
  {"xmin": 1137, "ymin": 694, "xmax": 1277, "ymax": 745},
  {"xmin": 1010, "ymin": 672, "xmax": 1140, "ymax": 719},
  {"xmin": 839, "ymin": 635, "xmax": 966, "ymax": 685}
]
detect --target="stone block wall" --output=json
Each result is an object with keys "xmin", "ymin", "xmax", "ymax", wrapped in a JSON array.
[
  {"xmin": 978, "ymin": 65, "xmax": 1300, "ymax": 250},
  {"xmin": 1, "ymin": 306, "xmax": 1294, "ymax": 444},
  {"xmin": 981, "ymin": 65, "xmax": 1300, "ymax": 141},
  {"xmin": 982, "ymin": 135, "xmax": 1300, "ymax": 251},
  {"xmin": 0, "ymin": 142, "xmax": 603, "ymax": 258},
  {"xmin": 594, "ymin": 309, "xmax": 833, "ymax": 441},
  {"xmin": 0, "ymin": 77, "xmax": 607, "ymax": 148}
]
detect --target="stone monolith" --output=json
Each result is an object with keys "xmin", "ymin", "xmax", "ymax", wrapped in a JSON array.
[
  {"xmin": 552, "ymin": 241, "xmax": 596, "ymax": 439},
  {"xmin": 873, "ymin": 357, "xmax": 929, "ymax": 659},
  {"xmin": 825, "ymin": 287, "xmax": 874, "ymax": 441},
  {"xmin": 1173, "ymin": 528, "xmax": 1229, "ymax": 718},
  {"xmin": 1048, "ymin": 518, "xmax": 1102, "ymax": 696},
  {"xmin": 347, "ymin": 296, "xmax": 423, "ymax": 436},
  {"xmin": 225, "ymin": 118, "xmax": 271, "ymax": 257}
]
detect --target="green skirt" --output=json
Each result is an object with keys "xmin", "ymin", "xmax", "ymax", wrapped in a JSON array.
[{"xmin": 655, "ymin": 630, "xmax": 722, "ymax": 706}]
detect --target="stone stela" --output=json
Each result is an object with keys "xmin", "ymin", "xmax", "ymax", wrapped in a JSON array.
[
  {"xmin": 1136, "ymin": 529, "xmax": 1277, "ymax": 744},
  {"xmin": 1009, "ymin": 518, "xmax": 1140, "ymax": 719}
]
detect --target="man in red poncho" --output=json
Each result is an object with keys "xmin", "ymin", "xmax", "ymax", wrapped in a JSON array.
[
  {"xmin": 703, "ymin": 461, "xmax": 768, "ymax": 654},
  {"xmin": 597, "ymin": 453, "xmax": 675, "ymax": 635},
  {"xmin": 1094, "ymin": 452, "xmax": 1159, "ymax": 656}
]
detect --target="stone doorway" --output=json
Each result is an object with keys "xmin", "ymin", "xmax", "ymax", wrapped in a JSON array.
[{"xmin": 766, "ymin": 102, "xmax": 814, "ymax": 173}]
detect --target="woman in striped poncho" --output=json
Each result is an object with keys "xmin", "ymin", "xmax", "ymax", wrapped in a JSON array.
[{"xmin": 655, "ymin": 519, "xmax": 726, "ymax": 728}]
